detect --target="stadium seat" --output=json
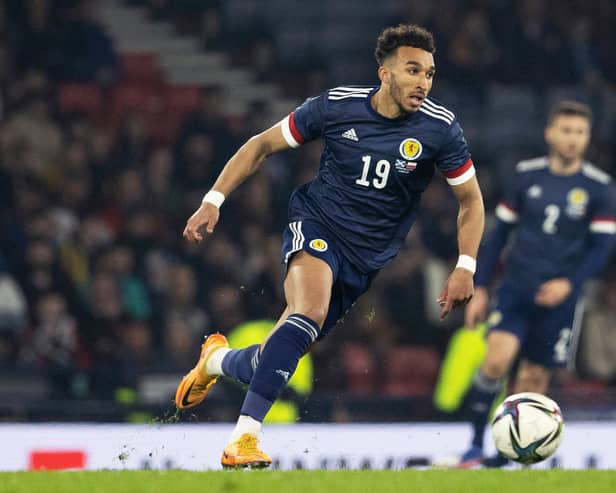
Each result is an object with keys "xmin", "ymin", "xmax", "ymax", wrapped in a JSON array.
[
  {"xmin": 148, "ymin": 112, "xmax": 184, "ymax": 144},
  {"xmin": 57, "ymin": 84, "xmax": 104, "ymax": 117},
  {"xmin": 145, "ymin": 86, "xmax": 202, "ymax": 143},
  {"xmin": 119, "ymin": 53, "xmax": 163, "ymax": 84},
  {"xmin": 383, "ymin": 346, "xmax": 441, "ymax": 396},
  {"xmin": 166, "ymin": 85, "xmax": 201, "ymax": 114},
  {"xmin": 341, "ymin": 343, "xmax": 377, "ymax": 395},
  {"xmin": 108, "ymin": 83, "xmax": 165, "ymax": 129}
]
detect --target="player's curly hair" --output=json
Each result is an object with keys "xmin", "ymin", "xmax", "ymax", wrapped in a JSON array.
[{"xmin": 374, "ymin": 24, "xmax": 436, "ymax": 65}]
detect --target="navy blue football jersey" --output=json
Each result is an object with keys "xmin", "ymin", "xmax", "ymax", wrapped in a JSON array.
[
  {"xmin": 495, "ymin": 157, "xmax": 616, "ymax": 287},
  {"xmin": 280, "ymin": 86, "xmax": 474, "ymax": 272}
]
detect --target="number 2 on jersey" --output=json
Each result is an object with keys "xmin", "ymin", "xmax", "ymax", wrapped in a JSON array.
[
  {"xmin": 356, "ymin": 155, "xmax": 390, "ymax": 189},
  {"xmin": 542, "ymin": 204, "xmax": 560, "ymax": 234}
]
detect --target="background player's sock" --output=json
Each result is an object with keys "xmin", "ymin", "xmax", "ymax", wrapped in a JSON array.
[
  {"xmin": 464, "ymin": 371, "xmax": 502, "ymax": 449},
  {"xmin": 229, "ymin": 415, "xmax": 262, "ymax": 442},
  {"xmin": 215, "ymin": 344, "xmax": 260, "ymax": 384},
  {"xmin": 239, "ymin": 314, "xmax": 318, "ymax": 422}
]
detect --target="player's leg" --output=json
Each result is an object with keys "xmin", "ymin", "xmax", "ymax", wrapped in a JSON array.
[
  {"xmin": 235, "ymin": 251, "xmax": 331, "ymax": 427},
  {"xmin": 175, "ymin": 221, "xmax": 319, "ymax": 409},
  {"xmin": 480, "ymin": 352, "xmax": 550, "ymax": 469},
  {"xmin": 482, "ymin": 361, "xmax": 549, "ymax": 469},
  {"xmin": 212, "ymin": 307, "xmax": 291, "ymax": 385},
  {"xmin": 484, "ymin": 294, "xmax": 581, "ymax": 468},
  {"xmin": 221, "ymin": 250, "xmax": 334, "ymax": 468},
  {"xmin": 458, "ymin": 282, "xmax": 532, "ymax": 467},
  {"xmin": 514, "ymin": 359, "xmax": 550, "ymax": 394},
  {"xmin": 458, "ymin": 329, "xmax": 520, "ymax": 466},
  {"xmin": 174, "ymin": 308, "xmax": 291, "ymax": 410},
  {"xmin": 514, "ymin": 294, "xmax": 582, "ymax": 395}
]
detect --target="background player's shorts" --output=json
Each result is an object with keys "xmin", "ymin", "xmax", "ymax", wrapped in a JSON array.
[
  {"xmin": 281, "ymin": 220, "xmax": 376, "ymax": 339},
  {"xmin": 487, "ymin": 280, "xmax": 582, "ymax": 368}
]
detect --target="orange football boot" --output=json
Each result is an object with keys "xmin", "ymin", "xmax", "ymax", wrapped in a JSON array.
[
  {"xmin": 221, "ymin": 433, "xmax": 272, "ymax": 469},
  {"xmin": 175, "ymin": 333, "xmax": 229, "ymax": 410}
]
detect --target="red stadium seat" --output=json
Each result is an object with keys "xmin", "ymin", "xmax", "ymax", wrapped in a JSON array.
[
  {"xmin": 57, "ymin": 84, "xmax": 104, "ymax": 116},
  {"xmin": 108, "ymin": 83, "xmax": 165, "ymax": 128},
  {"xmin": 148, "ymin": 111, "xmax": 184, "ymax": 144},
  {"xmin": 166, "ymin": 85, "xmax": 201, "ymax": 114},
  {"xmin": 383, "ymin": 345, "xmax": 441, "ymax": 396},
  {"xmin": 341, "ymin": 343, "xmax": 377, "ymax": 395},
  {"xmin": 120, "ymin": 53, "xmax": 163, "ymax": 84},
  {"xmin": 147, "ymin": 86, "xmax": 201, "ymax": 143}
]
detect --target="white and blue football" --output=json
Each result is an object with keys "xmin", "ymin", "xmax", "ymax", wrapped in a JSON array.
[{"xmin": 491, "ymin": 392, "xmax": 564, "ymax": 464}]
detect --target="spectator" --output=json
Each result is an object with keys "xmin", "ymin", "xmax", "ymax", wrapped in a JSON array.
[
  {"xmin": 446, "ymin": 8, "xmax": 499, "ymax": 106},
  {"xmin": 96, "ymin": 244, "xmax": 152, "ymax": 321},
  {"xmin": 160, "ymin": 263, "xmax": 209, "ymax": 341},
  {"xmin": 1, "ymin": 93, "xmax": 63, "ymax": 178},
  {"xmin": 0, "ymin": 254, "xmax": 27, "ymax": 366},
  {"xmin": 19, "ymin": 291, "xmax": 78, "ymax": 396},
  {"xmin": 175, "ymin": 85, "xmax": 236, "ymax": 168},
  {"xmin": 0, "ymin": 0, "xmax": 614, "ymax": 413}
]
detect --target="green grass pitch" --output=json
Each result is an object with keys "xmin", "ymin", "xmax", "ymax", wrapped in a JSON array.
[{"xmin": 1, "ymin": 470, "xmax": 615, "ymax": 493}]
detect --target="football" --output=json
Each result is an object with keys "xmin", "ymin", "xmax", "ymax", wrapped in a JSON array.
[{"xmin": 491, "ymin": 392, "xmax": 564, "ymax": 464}]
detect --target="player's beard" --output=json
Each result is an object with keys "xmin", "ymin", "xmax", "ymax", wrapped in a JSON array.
[
  {"xmin": 388, "ymin": 74, "xmax": 413, "ymax": 116},
  {"xmin": 553, "ymin": 145, "xmax": 585, "ymax": 168}
]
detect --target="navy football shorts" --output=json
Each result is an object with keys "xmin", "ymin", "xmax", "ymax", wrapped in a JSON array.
[
  {"xmin": 281, "ymin": 219, "xmax": 376, "ymax": 339},
  {"xmin": 487, "ymin": 280, "xmax": 582, "ymax": 368}
]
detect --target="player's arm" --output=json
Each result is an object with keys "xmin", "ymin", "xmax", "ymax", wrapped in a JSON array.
[
  {"xmin": 184, "ymin": 93, "xmax": 326, "ymax": 243},
  {"xmin": 535, "ymin": 232, "xmax": 616, "ymax": 307},
  {"xmin": 183, "ymin": 122, "xmax": 293, "ymax": 243},
  {"xmin": 462, "ymin": 203, "xmax": 517, "ymax": 326},
  {"xmin": 438, "ymin": 174, "xmax": 485, "ymax": 320}
]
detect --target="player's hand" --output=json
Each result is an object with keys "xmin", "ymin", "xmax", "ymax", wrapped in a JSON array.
[
  {"xmin": 183, "ymin": 202, "xmax": 220, "ymax": 243},
  {"xmin": 534, "ymin": 278, "xmax": 572, "ymax": 307},
  {"xmin": 437, "ymin": 268, "xmax": 474, "ymax": 321},
  {"xmin": 464, "ymin": 286, "xmax": 489, "ymax": 328}
]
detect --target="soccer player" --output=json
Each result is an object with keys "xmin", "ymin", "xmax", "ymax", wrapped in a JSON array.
[
  {"xmin": 175, "ymin": 24, "xmax": 485, "ymax": 469},
  {"xmin": 458, "ymin": 101, "xmax": 616, "ymax": 468}
]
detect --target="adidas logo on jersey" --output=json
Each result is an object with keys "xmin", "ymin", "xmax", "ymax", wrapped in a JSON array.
[{"xmin": 341, "ymin": 128, "xmax": 359, "ymax": 142}]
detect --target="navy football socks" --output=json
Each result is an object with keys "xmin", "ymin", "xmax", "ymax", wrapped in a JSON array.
[
  {"xmin": 240, "ymin": 314, "xmax": 319, "ymax": 422},
  {"xmin": 221, "ymin": 344, "xmax": 260, "ymax": 385},
  {"xmin": 465, "ymin": 371, "xmax": 502, "ymax": 449}
]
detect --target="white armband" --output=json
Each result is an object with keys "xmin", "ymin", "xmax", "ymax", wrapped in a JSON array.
[
  {"xmin": 456, "ymin": 254, "xmax": 476, "ymax": 274},
  {"xmin": 202, "ymin": 190, "xmax": 225, "ymax": 208}
]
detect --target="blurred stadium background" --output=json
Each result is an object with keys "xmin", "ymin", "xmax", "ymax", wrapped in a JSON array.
[{"xmin": 0, "ymin": 0, "xmax": 615, "ymax": 439}]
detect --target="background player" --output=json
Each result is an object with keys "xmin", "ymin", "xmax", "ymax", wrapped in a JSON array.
[
  {"xmin": 459, "ymin": 101, "xmax": 616, "ymax": 468},
  {"xmin": 175, "ymin": 24, "xmax": 485, "ymax": 469}
]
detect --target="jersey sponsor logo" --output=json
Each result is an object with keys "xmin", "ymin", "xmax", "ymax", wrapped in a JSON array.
[
  {"xmin": 527, "ymin": 185, "xmax": 542, "ymax": 198},
  {"xmin": 309, "ymin": 239, "xmax": 328, "ymax": 252},
  {"xmin": 341, "ymin": 128, "xmax": 359, "ymax": 142},
  {"xmin": 566, "ymin": 187, "xmax": 588, "ymax": 218},
  {"xmin": 399, "ymin": 138, "xmax": 423, "ymax": 160},
  {"xmin": 395, "ymin": 159, "xmax": 417, "ymax": 174}
]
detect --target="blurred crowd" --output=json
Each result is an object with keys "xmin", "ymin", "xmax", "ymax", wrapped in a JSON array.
[
  {"xmin": 0, "ymin": 0, "xmax": 615, "ymax": 409},
  {"xmin": 147, "ymin": 0, "xmax": 616, "ymax": 96}
]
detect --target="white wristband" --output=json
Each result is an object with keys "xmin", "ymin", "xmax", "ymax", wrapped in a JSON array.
[
  {"xmin": 456, "ymin": 254, "xmax": 476, "ymax": 274},
  {"xmin": 202, "ymin": 190, "xmax": 225, "ymax": 208}
]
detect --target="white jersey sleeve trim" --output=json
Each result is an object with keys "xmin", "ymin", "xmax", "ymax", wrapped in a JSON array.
[
  {"xmin": 280, "ymin": 115, "xmax": 301, "ymax": 148},
  {"xmin": 495, "ymin": 203, "xmax": 519, "ymax": 223},
  {"xmin": 590, "ymin": 220, "xmax": 616, "ymax": 234},
  {"xmin": 445, "ymin": 164, "xmax": 475, "ymax": 185}
]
